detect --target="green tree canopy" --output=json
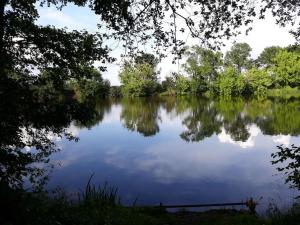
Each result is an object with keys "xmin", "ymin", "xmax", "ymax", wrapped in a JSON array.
[
  {"xmin": 134, "ymin": 52, "xmax": 159, "ymax": 68},
  {"xmin": 214, "ymin": 67, "xmax": 245, "ymax": 97},
  {"xmin": 69, "ymin": 67, "xmax": 110, "ymax": 102},
  {"xmin": 161, "ymin": 76, "xmax": 176, "ymax": 93},
  {"xmin": 271, "ymin": 50, "xmax": 300, "ymax": 87},
  {"xmin": 184, "ymin": 46, "xmax": 223, "ymax": 93},
  {"xmin": 119, "ymin": 63, "xmax": 158, "ymax": 97},
  {"xmin": 256, "ymin": 46, "xmax": 283, "ymax": 68},
  {"xmin": 245, "ymin": 68, "xmax": 273, "ymax": 96},
  {"xmin": 174, "ymin": 73, "xmax": 190, "ymax": 95},
  {"xmin": 225, "ymin": 42, "xmax": 252, "ymax": 73}
]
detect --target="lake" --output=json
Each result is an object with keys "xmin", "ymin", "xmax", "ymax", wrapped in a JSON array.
[{"xmin": 47, "ymin": 96, "xmax": 300, "ymax": 211}]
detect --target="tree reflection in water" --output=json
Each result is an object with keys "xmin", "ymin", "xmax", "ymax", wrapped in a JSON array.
[
  {"xmin": 0, "ymin": 76, "xmax": 110, "ymax": 189},
  {"xmin": 178, "ymin": 97, "xmax": 300, "ymax": 142},
  {"xmin": 120, "ymin": 97, "xmax": 161, "ymax": 137},
  {"xmin": 2, "ymin": 80, "xmax": 300, "ymax": 189},
  {"xmin": 119, "ymin": 96, "xmax": 300, "ymax": 143}
]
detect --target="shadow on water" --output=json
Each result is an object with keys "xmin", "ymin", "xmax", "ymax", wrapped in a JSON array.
[{"xmin": 0, "ymin": 75, "xmax": 112, "ymax": 189}]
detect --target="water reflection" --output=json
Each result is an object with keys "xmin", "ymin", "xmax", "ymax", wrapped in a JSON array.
[
  {"xmin": 2, "ymin": 81, "xmax": 300, "ymax": 208},
  {"xmin": 0, "ymin": 75, "xmax": 109, "ymax": 188},
  {"xmin": 117, "ymin": 97, "xmax": 300, "ymax": 143},
  {"xmin": 120, "ymin": 98, "xmax": 161, "ymax": 137},
  {"xmin": 45, "ymin": 96, "xmax": 300, "ymax": 209}
]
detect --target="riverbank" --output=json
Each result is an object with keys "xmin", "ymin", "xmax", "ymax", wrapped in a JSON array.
[{"xmin": 1, "ymin": 182, "xmax": 300, "ymax": 225}]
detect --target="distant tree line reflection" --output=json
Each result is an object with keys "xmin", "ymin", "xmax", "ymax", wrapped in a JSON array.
[
  {"xmin": 1, "ymin": 86, "xmax": 300, "ymax": 188},
  {"xmin": 118, "ymin": 96, "xmax": 300, "ymax": 142}
]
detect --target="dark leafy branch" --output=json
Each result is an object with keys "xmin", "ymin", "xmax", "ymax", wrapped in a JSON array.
[{"xmin": 271, "ymin": 145, "xmax": 300, "ymax": 197}]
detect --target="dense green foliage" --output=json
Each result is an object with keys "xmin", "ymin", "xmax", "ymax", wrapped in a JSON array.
[
  {"xmin": 161, "ymin": 76, "xmax": 176, "ymax": 95},
  {"xmin": 225, "ymin": 43, "xmax": 253, "ymax": 73},
  {"xmin": 271, "ymin": 50, "xmax": 300, "ymax": 87},
  {"xmin": 160, "ymin": 43, "xmax": 300, "ymax": 97},
  {"xmin": 119, "ymin": 53, "xmax": 159, "ymax": 96},
  {"xmin": 214, "ymin": 67, "xmax": 246, "ymax": 97},
  {"xmin": 174, "ymin": 74, "xmax": 190, "ymax": 94},
  {"xmin": 69, "ymin": 68, "xmax": 110, "ymax": 102},
  {"xmin": 256, "ymin": 46, "xmax": 283, "ymax": 67},
  {"xmin": 119, "ymin": 63, "xmax": 158, "ymax": 97},
  {"xmin": 184, "ymin": 46, "xmax": 223, "ymax": 93},
  {"xmin": 119, "ymin": 42, "xmax": 300, "ymax": 98},
  {"xmin": 245, "ymin": 68, "xmax": 272, "ymax": 96}
]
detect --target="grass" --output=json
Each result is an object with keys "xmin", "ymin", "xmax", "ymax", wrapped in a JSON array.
[
  {"xmin": 79, "ymin": 174, "xmax": 120, "ymax": 206},
  {"xmin": 1, "ymin": 180, "xmax": 300, "ymax": 225}
]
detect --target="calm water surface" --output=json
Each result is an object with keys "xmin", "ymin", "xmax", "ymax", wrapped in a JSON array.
[{"xmin": 48, "ymin": 97, "xmax": 300, "ymax": 211}]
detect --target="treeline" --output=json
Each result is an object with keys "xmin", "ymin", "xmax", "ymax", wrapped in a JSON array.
[
  {"xmin": 119, "ymin": 43, "xmax": 300, "ymax": 97},
  {"xmin": 35, "ymin": 66, "xmax": 111, "ymax": 102}
]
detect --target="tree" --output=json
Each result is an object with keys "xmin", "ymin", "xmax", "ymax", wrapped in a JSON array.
[
  {"xmin": 119, "ymin": 63, "xmax": 158, "ymax": 96},
  {"xmin": 245, "ymin": 68, "xmax": 273, "ymax": 96},
  {"xmin": 184, "ymin": 46, "xmax": 223, "ymax": 93},
  {"xmin": 256, "ymin": 46, "xmax": 282, "ymax": 68},
  {"xmin": 271, "ymin": 50, "xmax": 300, "ymax": 87},
  {"xmin": 69, "ymin": 67, "xmax": 110, "ymax": 102},
  {"xmin": 0, "ymin": 2, "xmax": 115, "ymax": 87},
  {"xmin": 174, "ymin": 74, "xmax": 190, "ymax": 95},
  {"xmin": 110, "ymin": 86, "xmax": 123, "ymax": 98},
  {"xmin": 1, "ymin": 1, "xmax": 300, "ymax": 82},
  {"xmin": 0, "ymin": 0, "xmax": 260, "ymax": 82},
  {"xmin": 161, "ymin": 76, "xmax": 176, "ymax": 94},
  {"xmin": 261, "ymin": 1, "xmax": 300, "ymax": 41},
  {"xmin": 119, "ymin": 53, "xmax": 159, "ymax": 96},
  {"xmin": 214, "ymin": 67, "xmax": 246, "ymax": 97},
  {"xmin": 134, "ymin": 52, "xmax": 159, "ymax": 68},
  {"xmin": 285, "ymin": 44, "xmax": 300, "ymax": 53},
  {"xmin": 225, "ymin": 43, "xmax": 252, "ymax": 73}
]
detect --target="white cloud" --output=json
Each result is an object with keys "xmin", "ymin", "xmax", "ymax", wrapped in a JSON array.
[
  {"xmin": 67, "ymin": 123, "xmax": 81, "ymax": 137},
  {"xmin": 218, "ymin": 124, "xmax": 260, "ymax": 149},
  {"xmin": 273, "ymin": 135, "xmax": 291, "ymax": 147}
]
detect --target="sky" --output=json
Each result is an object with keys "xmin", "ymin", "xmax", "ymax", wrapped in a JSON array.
[{"xmin": 37, "ymin": 4, "xmax": 296, "ymax": 85}]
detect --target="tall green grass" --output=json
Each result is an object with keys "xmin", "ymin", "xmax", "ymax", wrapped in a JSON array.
[{"xmin": 79, "ymin": 174, "xmax": 120, "ymax": 206}]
